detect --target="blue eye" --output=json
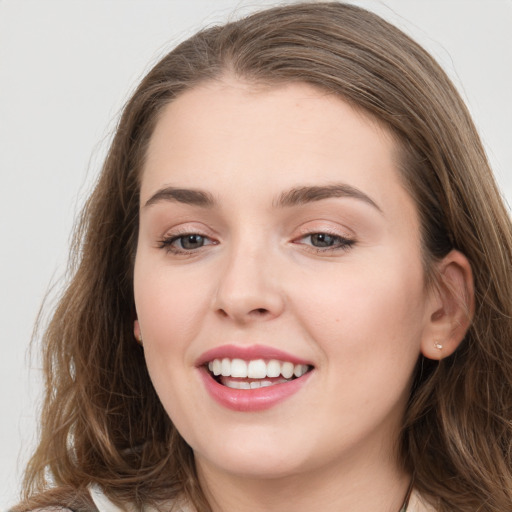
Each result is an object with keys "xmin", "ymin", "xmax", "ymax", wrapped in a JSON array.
[
  {"xmin": 177, "ymin": 234, "xmax": 206, "ymax": 250},
  {"xmin": 299, "ymin": 232, "xmax": 355, "ymax": 252},
  {"xmin": 309, "ymin": 233, "xmax": 339, "ymax": 247},
  {"xmin": 158, "ymin": 233, "xmax": 215, "ymax": 254}
]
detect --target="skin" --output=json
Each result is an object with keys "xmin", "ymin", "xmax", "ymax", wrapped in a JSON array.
[{"xmin": 133, "ymin": 79, "xmax": 472, "ymax": 512}]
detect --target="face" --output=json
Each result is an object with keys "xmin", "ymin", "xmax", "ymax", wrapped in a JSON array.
[{"xmin": 134, "ymin": 79, "xmax": 432, "ymax": 482}]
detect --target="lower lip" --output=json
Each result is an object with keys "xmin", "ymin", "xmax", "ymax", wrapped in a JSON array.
[{"xmin": 199, "ymin": 367, "xmax": 312, "ymax": 412}]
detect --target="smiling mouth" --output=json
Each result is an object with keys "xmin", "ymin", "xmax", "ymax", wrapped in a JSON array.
[{"xmin": 206, "ymin": 358, "xmax": 313, "ymax": 389}]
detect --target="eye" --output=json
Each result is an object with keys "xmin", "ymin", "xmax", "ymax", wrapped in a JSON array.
[
  {"xmin": 296, "ymin": 232, "xmax": 355, "ymax": 252},
  {"xmin": 158, "ymin": 233, "xmax": 216, "ymax": 254},
  {"xmin": 176, "ymin": 234, "xmax": 207, "ymax": 250},
  {"xmin": 309, "ymin": 233, "xmax": 339, "ymax": 248}
]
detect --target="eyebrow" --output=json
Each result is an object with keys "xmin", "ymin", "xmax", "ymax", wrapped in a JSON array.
[
  {"xmin": 144, "ymin": 186, "xmax": 215, "ymax": 208},
  {"xmin": 143, "ymin": 183, "xmax": 381, "ymax": 213},
  {"xmin": 274, "ymin": 184, "xmax": 382, "ymax": 212}
]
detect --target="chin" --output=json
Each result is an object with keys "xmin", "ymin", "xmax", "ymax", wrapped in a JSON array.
[
  {"xmin": 198, "ymin": 451, "xmax": 309, "ymax": 481},
  {"xmin": 191, "ymin": 429, "xmax": 315, "ymax": 480}
]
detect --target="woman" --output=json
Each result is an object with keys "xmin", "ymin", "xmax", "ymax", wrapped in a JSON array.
[{"xmin": 13, "ymin": 2, "xmax": 512, "ymax": 511}]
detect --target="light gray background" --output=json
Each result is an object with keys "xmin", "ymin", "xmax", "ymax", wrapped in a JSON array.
[{"xmin": 1, "ymin": 0, "xmax": 511, "ymax": 508}]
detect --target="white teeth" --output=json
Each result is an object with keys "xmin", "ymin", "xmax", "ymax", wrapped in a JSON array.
[
  {"xmin": 247, "ymin": 359, "xmax": 267, "ymax": 378},
  {"xmin": 207, "ymin": 358, "xmax": 310, "ymax": 380},
  {"xmin": 281, "ymin": 362, "xmax": 294, "ymax": 379},
  {"xmin": 266, "ymin": 359, "xmax": 281, "ymax": 378},
  {"xmin": 221, "ymin": 358, "xmax": 231, "ymax": 376},
  {"xmin": 226, "ymin": 378, "xmax": 287, "ymax": 390},
  {"xmin": 249, "ymin": 379, "xmax": 278, "ymax": 389},
  {"xmin": 230, "ymin": 358, "xmax": 248, "ymax": 378},
  {"xmin": 212, "ymin": 359, "xmax": 222, "ymax": 376},
  {"xmin": 225, "ymin": 380, "xmax": 251, "ymax": 390},
  {"xmin": 294, "ymin": 364, "xmax": 307, "ymax": 377}
]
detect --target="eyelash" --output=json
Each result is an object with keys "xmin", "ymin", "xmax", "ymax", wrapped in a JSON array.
[
  {"xmin": 157, "ymin": 233, "xmax": 216, "ymax": 255},
  {"xmin": 294, "ymin": 232, "xmax": 356, "ymax": 253},
  {"xmin": 157, "ymin": 231, "xmax": 355, "ymax": 256}
]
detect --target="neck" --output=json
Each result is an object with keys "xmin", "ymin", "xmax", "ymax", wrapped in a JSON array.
[{"xmin": 196, "ymin": 446, "xmax": 411, "ymax": 512}]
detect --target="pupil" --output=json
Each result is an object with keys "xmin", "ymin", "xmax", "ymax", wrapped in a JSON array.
[
  {"xmin": 311, "ymin": 233, "xmax": 334, "ymax": 247},
  {"xmin": 182, "ymin": 234, "xmax": 204, "ymax": 249}
]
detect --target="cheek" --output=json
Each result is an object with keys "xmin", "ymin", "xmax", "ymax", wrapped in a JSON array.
[
  {"xmin": 292, "ymin": 258, "xmax": 426, "ymax": 440},
  {"xmin": 133, "ymin": 260, "xmax": 213, "ymax": 361},
  {"xmin": 133, "ymin": 261, "xmax": 212, "ymax": 425},
  {"xmin": 293, "ymin": 255, "xmax": 426, "ymax": 367}
]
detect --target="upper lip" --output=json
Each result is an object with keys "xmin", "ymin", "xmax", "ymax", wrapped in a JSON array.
[{"xmin": 196, "ymin": 344, "xmax": 313, "ymax": 367}]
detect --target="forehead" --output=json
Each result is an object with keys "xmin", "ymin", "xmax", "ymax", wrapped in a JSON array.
[
  {"xmin": 146, "ymin": 79, "xmax": 394, "ymax": 159},
  {"xmin": 141, "ymin": 79, "xmax": 415, "ymax": 224}
]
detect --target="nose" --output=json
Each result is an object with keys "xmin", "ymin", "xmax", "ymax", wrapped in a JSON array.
[{"xmin": 213, "ymin": 242, "xmax": 285, "ymax": 324}]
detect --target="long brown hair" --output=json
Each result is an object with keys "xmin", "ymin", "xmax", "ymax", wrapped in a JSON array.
[{"xmin": 15, "ymin": 2, "xmax": 512, "ymax": 511}]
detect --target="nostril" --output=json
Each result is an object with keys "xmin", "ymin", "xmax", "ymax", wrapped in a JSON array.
[{"xmin": 254, "ymin": 308, "xmax": 269, "ymax": 315}]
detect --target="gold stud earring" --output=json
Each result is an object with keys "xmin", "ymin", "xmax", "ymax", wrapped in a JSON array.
[
  {"xmin": 434, "ymin": 341, "xmax": 443, "ymax": 350},
  {"xmin": 136, "ymin": 333, "xmax": 143, "ymax": 345}
]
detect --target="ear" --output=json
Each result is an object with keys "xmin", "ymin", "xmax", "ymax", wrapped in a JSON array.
[
  {"xmin": 133, "ymin": 319, "xmax": 142, "ymax": 344},
  {"xmin": 421, "ymin": 250, "xmax": 474, "ymax": 360}
]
